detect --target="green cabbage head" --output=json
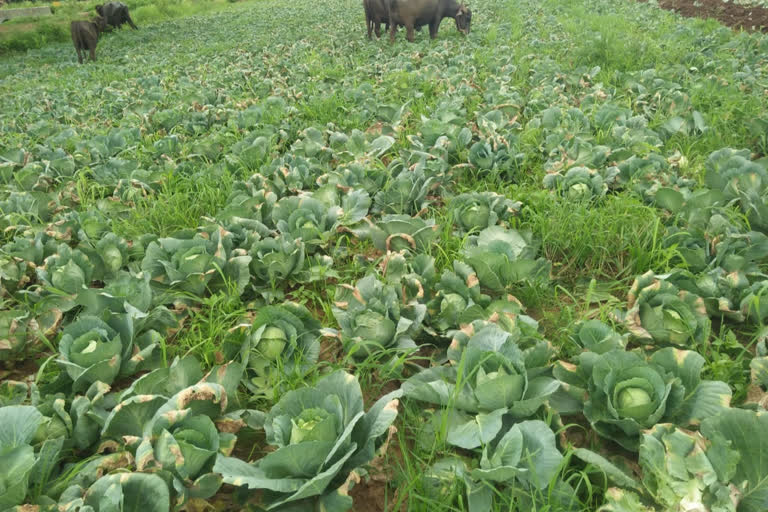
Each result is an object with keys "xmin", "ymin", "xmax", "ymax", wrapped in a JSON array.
[
  {"xmin": 214, "ymin": 370, "xmax": 402, "ymax": 511},
  {"xmin": 553, "ymin": 348, "xmax": 731, "ymax": 451}
]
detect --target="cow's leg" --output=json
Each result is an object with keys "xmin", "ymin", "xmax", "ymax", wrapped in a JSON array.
[
  {"xmin": 389, "ymin": 21, "xmax": 397, "ymax": 43},
  {"xmin": 429, "ymin": 20, "xmax": 438, "ymax": 39},
  {"xmin": 89, "ymin": 43, "xmax": 96, "ymax": 62},
  {"xmin": 76, "ymin": 47, "xmax": 83, "ymax": 64},
  {"xmin": 374, "ymin": 21, "xmax": 382, "ymax": 38},
  {"xmin": 366, "ymin": 13, "xmax": 372, "ymax": 39},
  {"xmin": 406, "ymin": 21, "xmax": 415, "ymax": 42}
]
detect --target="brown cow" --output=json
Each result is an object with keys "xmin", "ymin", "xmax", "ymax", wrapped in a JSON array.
[{"xmin": 71, "ymin": 16, "xmax": 107, "ymax": 64}]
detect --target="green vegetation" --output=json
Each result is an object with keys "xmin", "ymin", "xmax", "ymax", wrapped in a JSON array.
[
  {"xmin": 1, "ymin": 0, "xmax": 768, "ymax": 509},
  {"xmin": 0, "ymin": 0, "xmax": 243, "ymax": 54}
]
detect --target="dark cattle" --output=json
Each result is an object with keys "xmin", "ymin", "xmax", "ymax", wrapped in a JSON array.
[
  {"xmin": 363, "ymin": 0, "xmax": 390, "ymax": 39},
  {"xmin": 388, "ymin": 0, "xmax": 471, "ymax": 42},
  {"xmin": 363, "ymin": 0, "xmax": 422, "ymax": 39},
  {"xmin": 95, "ymin": 1, "xmax": 137, "ymax": 30},
  {"xmin": 71, "ymin": 17, "xmax": 106, "ymax": 64}
]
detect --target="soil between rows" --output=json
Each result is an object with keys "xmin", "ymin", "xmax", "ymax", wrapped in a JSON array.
[{"xmin": 643, "ymin": 0, "xmax": 768, "ymax": 32}]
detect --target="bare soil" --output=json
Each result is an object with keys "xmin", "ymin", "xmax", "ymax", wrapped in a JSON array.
[
  {"xmin": 349, "ymin": 432, "xmax": 408, "ymax": 512},
  {"xmin": 647, "ymin": 0, "xmax": 768, "ymax": 32}
]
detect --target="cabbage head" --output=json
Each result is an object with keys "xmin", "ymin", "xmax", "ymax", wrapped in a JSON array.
[{"xmin": 214, "ymin": 370, "xmax": 402, "ymax": 511}]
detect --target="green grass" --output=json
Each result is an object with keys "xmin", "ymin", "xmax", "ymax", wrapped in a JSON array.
[
  {"xmin": 112, "ymin": 169, "xmax": 234, "ymax": 238},
  {"xmin": 521, "ymin": 190, "xmax": 677, "ymax": 283}
]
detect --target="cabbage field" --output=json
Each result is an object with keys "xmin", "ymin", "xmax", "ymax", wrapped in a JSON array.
[{"xmin": 1, "ymin": 0, "xmax": 768, "ymax": 510}]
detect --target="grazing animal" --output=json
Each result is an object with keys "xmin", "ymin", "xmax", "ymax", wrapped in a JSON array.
[
  {"xmin": 363, "ymin": 0, "xmax": 422, "ymax": 39},
  {"xmin": 388, "ymin": 0, "xmax": 471, "ymax": 43},
  {"xmin": 71, "ymin": 16, "xmax": 106, "ymax": 64},
  {"xmin": 364, "ymin": 0, "xmax": 390, "ymax": 39},
  {"xmin": 95, "ymin": 1, "xmax": 137, "ymax": 30}
]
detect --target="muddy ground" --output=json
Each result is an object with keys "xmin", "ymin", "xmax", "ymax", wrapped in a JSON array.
[{"xmin": 645, "ymin": 0, "xmax": 768, "ymax": 32}]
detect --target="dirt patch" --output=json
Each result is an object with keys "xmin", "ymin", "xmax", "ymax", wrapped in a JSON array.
[
  {"xmin": 349, "ymin": 430, "xmax": 408, "ymax": 512},
  {"xmin": 647, "ymin": 0, "xmax": 768, "ymax": 32},
  {"xmin": 0, "ymin": 357, "xmax": 40, "ymax": 381},
  {"xmin": 349, "ymin": 478, "xmax": 407, "ymax": 512},
  {"xmin": 0, "ymin": 21, "xmax": 37, "ymax": 34}
]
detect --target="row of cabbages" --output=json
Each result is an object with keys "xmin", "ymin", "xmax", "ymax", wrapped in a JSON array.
[{"xmin": 2, "ymin": 270, "xmax": 766, "ymax": 512}]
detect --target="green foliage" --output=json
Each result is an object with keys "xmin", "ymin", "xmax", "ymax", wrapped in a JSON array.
[
  {"xmin": 2, "ymin": 0, "xmax": 768, "ymax": 509},
  {"xmin": 403, "ymin": 324, "xmax": 558, "ymax": 449},
  {"xmin": 623, "ymin": 271, "xmax": 711, "ymax": 347},
  {"xmin": 214, "ymin": 370, "xmax": 401, "ymax": 511},
  {"xmin": 332, "ymin": 273, "xmax": 425, "ymax": 359},
  {"xmin": 555, "ymin": 348, "xmax": 732, "ymax": 451}
]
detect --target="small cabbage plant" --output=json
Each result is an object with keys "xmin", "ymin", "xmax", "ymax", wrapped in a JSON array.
[
  {"xmin": 214, "ymin": 370, "xmax": 402, "ymax": 512},
  {"xmin": 543, "ymin": 166, "xmax": 612, "ymax": 200},
  {"xmin": 56, "ymin": 313, "xmax": 163, "ymax": 392},
  {"xmin": 623, "ymin": 271, "xmax": 710, "ymax": 347},
  {"xmin": 403, "ymin": 324, "xmax": 559, "ymax": 449},
  {"xmin": 349, "ymin": 214, "xmax": 438, "ymax": 253},
  {"xmin": 427, "ymin": 261, "xmax": 492, "ymax": 334},
  {"xmin": 569, "ymin": 320, "xmax": 628, "ymax": 354},
  {"xmin": 332, "ymin": 274, "xmax": 426, "ymax": 359},
  {"xmin": 234, "ymin": 302, "xmax": 321, "ymax": 393},
  {"xmin": 422, "ymin": 420, "xmax": 565, "ymax": 512},
  {"xmin": 554, "ymin": 348, "xmax": 732, "ymax": 451},
  {"xmin": 447, "ymin": 191, "xmax": 521, "ymax": 234},
  {"xmin": 462, "ymin": 226, "xmax": 550, "ymax": 292}
]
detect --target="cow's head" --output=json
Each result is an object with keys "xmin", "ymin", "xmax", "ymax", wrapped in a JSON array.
[
  {"xmin": 455, "ymin": 3, "xmax": 471, "ymax": 35},
  {"xmin": 93, "ymin": 15, "xmax": 107, "ymax": 32},
  {"xmin": 95, "ymin": 3, "xmax": 104, "ymax": 16}
]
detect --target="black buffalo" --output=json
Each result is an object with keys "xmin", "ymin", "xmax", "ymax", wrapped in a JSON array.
[
  {"xmin": 71, "ymin": 17, "xmax": 107, "ymax": 64},
  {"xmin": 388, "ymin": 0, "xmax": 471, "ymax": 42},
  {"xmin": 363, "ymin": 0, "xmax": 390, "ymax": 39},
  {"xmin": 95, "ymin": 1, "xmax": 137, "ymax": 30},
  {"xmin": 363, "ymin": 0, "xmax": 423, "ymax": 40}
]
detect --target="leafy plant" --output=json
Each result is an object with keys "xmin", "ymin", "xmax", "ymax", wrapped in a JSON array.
[
  {"xmin": 462, "ymin": 226, "xmax": 551, "ymax": 292},
  {"xmin": 56, "ymin": 312, "xmax": 163, "ymax": 392},
  {"xmin": 233, "ymin": 302, "xmax": 321, "ymax": 393},
  {"xmin": 57, "ymin": 472, "xmax": 171, "ymax": 512},
  {"xmin": 422, "ymin": 420, "xmax": 565, "ymax": 512},
  {"xmin": 248, "ymin": 235, "xmax": 306, "ymax": 292},
  {"xmin": 214, "ymin": 370, "xmax": 401, "ymax": 511},
  {"xmin": 332, "ymin": 274, "xmax": 425, "ymax": 359},
  {"xmin": 447, "ymin": 191, "xmax": 522, "ymax": 235},
  {"xmin": 142, "ymin": 230, "xmax": 252, "ymax": 298},
  {"xmin": 543, "ymin": 166, "xmax": 616, "ymax": 201},
  {"xmin": 569, "ymin": 319, "xmax": 628, "ymax": 354},
  {"xmin": 403, "ymin": 324, "xmax": 559, "ymax": 449},
  {"xmin": 350, "ymin": 214, "xmax": 439, "ymax": 253},
  {"xmin": 554, "ymin": 348, "xmax": 731, "ymax": 451},
  {"xmin": 0, "ymin": 405, "xmax": 63, "ymax": 509},
  {"xmin": 623, "ymin": 271, "xmax": 711, "ymax": 347}
]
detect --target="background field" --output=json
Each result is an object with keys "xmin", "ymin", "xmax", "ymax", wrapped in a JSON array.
[
  {"xmin": 2, "ymin": 0, "xmax": 768, "ymax": 510},
  {"xmin": 0, "ymin": 0, "xmax": 243, "ymax": 53}
]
